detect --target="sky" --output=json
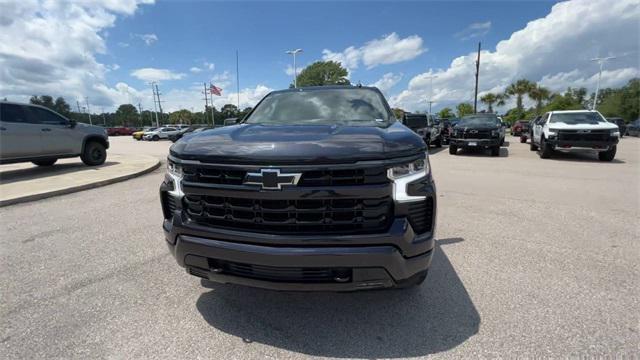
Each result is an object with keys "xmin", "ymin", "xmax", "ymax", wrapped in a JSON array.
[{"xmin": 1, "ymin": 0, "xmax": 638, "ymax": 114}]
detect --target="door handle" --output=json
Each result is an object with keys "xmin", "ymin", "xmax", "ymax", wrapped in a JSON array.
[{"xmin": 41, "ymin": 128, "xmax": 51, "ymax": 132}]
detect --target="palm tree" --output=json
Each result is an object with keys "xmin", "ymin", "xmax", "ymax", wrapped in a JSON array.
[
  {"xmin": 504, "ymin": 79, "xmax": 535, "ymax": 111},
  {"xmin": 528, "ymin": 84, "xmax": 550, "ymax": 114},
  {"xmin": 480, "ymin": 93, "xmax": 497, "ymax": 113}
]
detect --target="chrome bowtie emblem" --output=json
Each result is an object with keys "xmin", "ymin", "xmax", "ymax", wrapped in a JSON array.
[
  {"xmin": 244, "ymin": 169, "xmax": 302, "ymax": 190},
  {"xmin": 577, "ymin": 129, "xmax": 591, "ymax": 133},
  {"xmin": 469, "ymin": 130, "xmax": 478, "ymax": 134}
]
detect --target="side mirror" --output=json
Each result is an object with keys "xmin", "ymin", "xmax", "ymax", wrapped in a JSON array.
[{"xmin": 68, "ymin": 119, "xmax": 77, "ymax": 128}]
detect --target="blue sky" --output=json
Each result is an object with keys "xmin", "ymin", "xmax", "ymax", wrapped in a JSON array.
[{"xmin": 1, "ymin": 0, "xmax": 638, "ymax": 113}]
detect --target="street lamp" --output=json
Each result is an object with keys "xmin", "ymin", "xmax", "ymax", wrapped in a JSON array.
[
  {"xmin": 590, "ymin": 56, "xmax": 616, "ymax": 110},
  {"xmin": 286, "ymin": 48, "xmax": 303, "ymax": 88},
  {"xmin": 425, "ymin": 75, "xmax": 437, "ymax": 115}
]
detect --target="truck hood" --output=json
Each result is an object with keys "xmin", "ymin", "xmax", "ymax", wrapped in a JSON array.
[
  {"xmin": 170, "ymin": 122, "xmax": 425, "ymax": 164},
  {"xmin": 547, "ymin": 122, "xmax": 618, "ymax": 130}
]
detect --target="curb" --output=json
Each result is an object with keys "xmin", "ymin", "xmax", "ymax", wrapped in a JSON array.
[{"xmin": 0, "ymin": 159, "xmax": 161, "ymax": 207}]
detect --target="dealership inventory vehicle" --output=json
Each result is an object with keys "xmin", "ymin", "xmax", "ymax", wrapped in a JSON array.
[
  {"xmin": 160, "ymin": 86, "xmax": 436, "ymax": 291},
  {"xmin": 510, "ymin": 120, "xmax": 530, "ymax": 137},
  {"xmin": 107, "ymin": 126, "xmax": 137, "ymax": 136},
  {"xmin": 530, "ymin": 110, "xmax": 619, "ymax": 161},
  {"xmin": 133, "ymin": 126, "xmax": 156, "ymax": 140},
  {"xmin": 402, "ymin": 113, "xmax": 442, "ymax": 148},
  {"xmin": 439, "ymin": 118, "xmax": 458, "ymax": 144},
  {"xmin": 519, "ymin": 116, "xmax": 539, "ymax": 143},
  {"xmin": 627, "ymin": 119, "xmax": 640, "ymax": 137},
  {"xmin": 0, "ymin": 102, "xmax": 109, "ymax": 166},
  {"xmin": 143, "ymin": 126, "xmax": 179, "ymax": 141},
  {"xmin": 169, "ymin": 126, "xmax": 212, "ymax": 142},
  {"xmin": 449, "ymin": 113, "xmax": 505, "ymax": 156},
  {"xmin": 607, "ymin": 117, "xmax": 626, "ymax": 138}
]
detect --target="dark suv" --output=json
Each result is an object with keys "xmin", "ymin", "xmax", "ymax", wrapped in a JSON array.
[
  {"xmin": 449, "ymin": 114, "xmax": 505, "ymax": 156},
  {"xmin": 160, "ymin": 86, "xmax": 437, "ymax": 291}
]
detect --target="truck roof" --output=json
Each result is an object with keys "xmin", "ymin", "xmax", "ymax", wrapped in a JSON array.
[
  {"xmin": 269, "ymin": 85, "xmax": 381, "ymax": 95},
  {"xmin": 549, "ymin": 110, "xmax": 600, "ymax": 114}
]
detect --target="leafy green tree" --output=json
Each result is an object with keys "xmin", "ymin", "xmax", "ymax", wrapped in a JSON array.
[
  {"xmin": 541, "ymin": 90, "xmax": 585, "ymax": 113},
  {"xmin": 437, "ymin": 107, "xmax": 455, "ymax": 118},
  {"xmin": 504, "ymin": 79, "xmax": 535, "ymax": 111},
  {"xmin": 479, "ymin": 93, "xmax": 505, "ymax": 113},
  {"xmin": 115, "ymin": 104, "xmax": 138, "ymax": 126},
  {"xmin": 595, "ymin": 78, "xmax": 639, "ymax": 122},
  {"xmin": 456, "ymin": 103, "xmax": 474, "ymax": 118},
  {"xmin": 294, "ymin": 61, "xmax": 350, "ymax": 87},
  {"xmin": 29, "ymin": 95, "xmax": 55, "ymax": 109},
  {"xmin": 528, "ymin": 85, "xmax": 550, "ymax": 115},
  {"xmin": 169, "ymin": 109, "xmax": 193, "ymax": 124},
  {"xmin": 391, "ymin": 108, "xmax": 406, "ymax": 119}
]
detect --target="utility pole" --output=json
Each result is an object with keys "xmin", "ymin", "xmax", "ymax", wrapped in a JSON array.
[
  {"xmin": 236, "ymin": 50, "xmax": 240, "ymax": 110},
  {"xmin": 137, "ymin": 102, "xmax": 143, "ymax": 126},
  {"xmin": 85, "ymin": 97, "xmax": 92, "ymax": 125},
  {"xmin": 209, "ymin": 83, "xmax": 215, "ymax": 126},
  {"xmin": 425, "ymin": 75, "xmax": 437, "ymax": 115},
  {"xmin": 155, "ymin": 84, "xmax": 164, "ymax": 122},
  {"xmin": 151, "ymin": 82, "xmax": 159, "ymax": 127},
  {"xmin": 203, "ymin": 82, "xmax": 211, "ymax": 126},
  {"xmin": 101, "ymin": 106, "xmax": 106, "ymax": 125},
  {"xmin": 473, "ymin": 42, "xmax": 481, "ymax": 113},
  {"xmin": 76, "ymin": 100, "xmax": 82, "ymax": 113},
  {"xmin": 591, "ymin": 56, "xmax": 616, "ymax": 110},
  {"xmin": 286, "ymin": 48, "xmax": 303, "ymax": 88}
]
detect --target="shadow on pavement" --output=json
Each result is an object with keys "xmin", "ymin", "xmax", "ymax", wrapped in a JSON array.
[
  {"xmin": 428, "ymin": 146, "xmax": 448, "ymax": 155},
  {"xmin": 0, "ymin": 161, "xmax": 119, "ymax": 184},
  {"xmin": 544, "ymin": 151, "xmax": 626, "ymax": 164},
  {"xmin": 195, "ymin": 238, "xmax": 479, "ymax": 358}
]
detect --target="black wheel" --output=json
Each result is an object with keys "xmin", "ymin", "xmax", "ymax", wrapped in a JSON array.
[
  {"xmin": 449, "ymin": 145, "xmax": 458, "ymax": 155},
  {"xmin": 539, "ymin": 137, "xmax": 553, "ymax": 159},
  {"xmin": 490, "ymin": 146, "xmax": 500, "ymax": 157},
  {"xmin": 434, "ymin": 137, "xmax": 442, "ymax": 148},
  {"xmin": 394, "ymin": 270, "xmax": 428, "ymax": 289},
  {"xmin": 32, "ymin": 159, "xmax": 57, "ymax": 166},
  {"xmin": 598, "ymin": 145, "xmax": 616, "ymax": 161},
  {"xmin": 81, "ymin": 141, "xmax": 107, "ymax": 166},
  {"xmin": 500, "ymin": 137, "xmax": 505, "ymax": 146},
  {"xmin": 530, "ymin": 135, "xmax": 538, "ymax": 151},
  {"xmin": 152, "ymin": 135, "xmax": 160, "ymax": 141},
  {"xmin": 520, "ymin": 136, "xmax": 527, "ymax": 143}
]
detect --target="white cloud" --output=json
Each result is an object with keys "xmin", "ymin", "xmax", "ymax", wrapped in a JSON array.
[
  {"xmin": 369, "ymin": 73, "xmax": 403, "ymax": 94},
  {"xmin": 117, "ymin": 42, "xmax": 130, "ymax": 47},
  {"xmin": 210, "ymin": 71, "xmax": 232, "ymax": 89},
  {"xmin": 204, "ymin": 62, "xmax": 215, "ymax": 71},
  {"xmin": 190, "ymin": 67, "xmax": 202, "ymax": 73},
  {"xmin": 455, "ymin": 21, "xmax": 492, "ymax": 41},
  {"xmin": 134, "ymin": 33, "xmax": 158, "ymax": 45},
  {"xmin": 391, "ymin": 0, "xmax": 640, "ymax": 112},
  {"xmin": 322, "ymin": 33, "xmax": 425, "ymax": 72},
  {"xmin": 130, "ymin": 68, "xmax": 185, "ymax": 82},
  {"xmin": 0, "ymin": 0, "xmax": 154, "ymax": 109},
  {"xmin": 159, "ymin": 84, "xmax": 273, "ymax": 112}
]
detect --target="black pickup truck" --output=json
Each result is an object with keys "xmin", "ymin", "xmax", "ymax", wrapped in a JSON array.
[
  {"xmin": 449, "ymin": 113, "xmax": 505, "ymax": 156},
  {"xmin": 402, "ymin": 113, "xmax": 442, "ymax": 147},
  {"xmin": 160, "ymin": 86, "xmax": 437, "ymax": 291}
]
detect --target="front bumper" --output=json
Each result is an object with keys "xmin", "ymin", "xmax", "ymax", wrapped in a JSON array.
[
  {"xmin": 450, "ymin": 138, "xmax": 500, "ymax": 148},
  {"xmin": 160, "ymin": 174, "xmax": 436, "ymax": 291},
  {"xmin": 546, "ymin": 138, "xmax": 619, "ymax": 151}
]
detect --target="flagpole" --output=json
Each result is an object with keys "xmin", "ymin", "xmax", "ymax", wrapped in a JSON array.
[{"xmin": 236, "ymin": 50, "xmax": 240, "ymax": 110}]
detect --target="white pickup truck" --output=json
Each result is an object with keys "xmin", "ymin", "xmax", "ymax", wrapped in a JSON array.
[{"xmin": 530, "ymin": 110, "xmax": 620, "ymax": 161}]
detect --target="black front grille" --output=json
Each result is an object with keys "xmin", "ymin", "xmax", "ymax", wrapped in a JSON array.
[
  {"xmin": 212, "ymin": 259, "xmax": 347, "ymax": 283},
  {"xmin": 558, "ymin": 130, "xmax": 609, "ymax": 142},
  {"xmin": 182, "ymin": 166, "xmax": 389, "ymax": 187},
  {"xmin": 463, "ymin": 130, "xmax": 492, "ymax": 139},
  {"xmin": 183, "ymin": 195, "xmax": 392, "ymax": 234},
  {"xmin": 407, "ymin": 197, "xmax": 434, "ymax": 234}
]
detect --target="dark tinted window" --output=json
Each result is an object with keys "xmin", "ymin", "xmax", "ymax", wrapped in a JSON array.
[
  {"xmin": 1, "ymin": 104, "xmax": 29, "ymax": 123},
  {"xmin": 246, "ymin": 88, "xmax": 391, "ymax": 126},
  {"xmin": 550, "ymin": 112, "xmax": 605, "ymax": 125},
  {"xmin": 26, "ymin": 106, "xmax": 68, "ymax": 125},
  {"xmin": 458, "ymin": 114, "xmax": 501, "ymax": 127},
  {"xmin": 403, "ymin": 114, "xmax": 427, "ymax": 128}
]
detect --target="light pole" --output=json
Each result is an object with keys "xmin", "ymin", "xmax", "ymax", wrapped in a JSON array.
[
  {"xmin": 591, "ymin": 56, "xmax": 616, "ymax": 110},
  {"xmin": 286, "ymin": 48, "xmax": 303, "ymax": 88},
  {"xmin": 425, "ymin": 75, "xmax": 437, "ymax": 115}
]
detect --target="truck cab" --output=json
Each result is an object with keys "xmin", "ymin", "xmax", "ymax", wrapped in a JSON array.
[{"xmin": 402, "ymin": 113, "xmax": 442, "ymax": 148}]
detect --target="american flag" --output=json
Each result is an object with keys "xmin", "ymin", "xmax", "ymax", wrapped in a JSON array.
[{"xmin": 209, "ymin": 84, "xmax": 222, "ymax": 96}]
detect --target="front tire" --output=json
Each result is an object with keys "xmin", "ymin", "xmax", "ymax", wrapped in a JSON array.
[
  {"xmin": 152, "ymin": 135, "xmax": 159, "ymax": 141},
  {"xmin": 32, "ymin": 159, "xmax": 57, "ymax": 166},
  {"xmin": 81, "ymin": 141, "xmax": 107, "ymax": 166},
  {"xmin": 490, "ymin": 146, "xmax": 500, "ymax": 157},
  {"xmin": 530, "ymin": 134, "xmax": 538, "ymax": 151},
  {"xmin": 434, "ymin": 137, "xmax": 442, "ymax": 148},
  {"xmin": 520, "ymin": 136, "xmax": 527, "ymax": 143},
  {"xmin": 539, "ymin": 137, "xmax": 553, "ymax": 159},
  {"xmin": 449, "ymin": 145, "xmax": 458, "ymax": 155},
  {"xmin": 598, "ymin": 145, "xmax": 616, "ymax": 161}
]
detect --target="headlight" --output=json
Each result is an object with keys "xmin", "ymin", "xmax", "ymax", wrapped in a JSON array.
[
  {"xmin": 491, "ymin": 129, "xmax": 500, "ymax": 136},
  {"xmin": 167, "ymin": 160, "xmax": 183, "ymax": 178},
  {"xmin": 547, "ymin": 128, "xmax": 560, "ymax": 136},
  {"xmin": 610, "ymin": 129, "xmax": 620, "ymax": 137},
  {"xmin": 388, "ymin": 156, "xmax": 429, "ymax": 179}
]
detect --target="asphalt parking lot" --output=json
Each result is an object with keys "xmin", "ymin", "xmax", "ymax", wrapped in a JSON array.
[{"xmin": 1, "ymin": 136, "xmax": 638, "ymax": 358}]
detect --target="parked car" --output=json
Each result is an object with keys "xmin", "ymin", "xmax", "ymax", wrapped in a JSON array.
[
  {"xmin": 402, "ymin": 113, "xmax": 442, "ymax": 147},
  {"xmin": 519, "ymin": 116, "xmax": 539, "ymax": 143},
  {"xmin": 510, "ymin": 120, "xmax": 530, "ymax": 137},
  {"xmin": 449, "ymin": 113, "xmax": 505, "ymax": 156},
  {"xmin": 133, "ymin": 127, "xmax": 156, "ymax": 140},
  {"xmin": 627, "ymin": 119, "xmax": 640, "ymax": 136},
  {"xmin": 143, "ymin": 126, "xmax": 179, "ymax": 141},
  {"xmin": 439, "ymin": 118, "xmax": 458, "ymax": 145},
  {"xmin": 530, "ymin": 110, "xmax": 619, "ymax": 161},
  {"xmin": 0, "ymin": 101, "xmax": 109, "ymax": 166},
  {"xmin": 607, "ymin": 117, "xmax": 627, "ymax": 138},
  {"xmin": 223, "ymin": 118, "xmax": 239, "ymax": 126},
  {"xmin": 107, "ymin": 126, "xmax": 137, "ymax": 136},
  {"xmin": 160, "ymin": 86, "xmax": 436, "ymax": 291},
  {"xmin": 168, "ymin": 126, "xmax": 212, "ymax": 142}
]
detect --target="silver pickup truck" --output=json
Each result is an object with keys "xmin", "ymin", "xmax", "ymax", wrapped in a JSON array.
[{"xmin": 0, "ymin": 101, "xmax": 109, "ymax": 166}]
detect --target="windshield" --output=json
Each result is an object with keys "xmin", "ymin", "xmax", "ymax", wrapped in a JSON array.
[
  {"xmin": 245, "ymin": 88, "xmax": 391, "ymax": 126},
  {"xmin": 457, "ymin": 115, "xmax": 501, "ymax": 127},
  {"xmin": 550, "ymin": 112, "xmax": 606, "ymax": 125}
]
